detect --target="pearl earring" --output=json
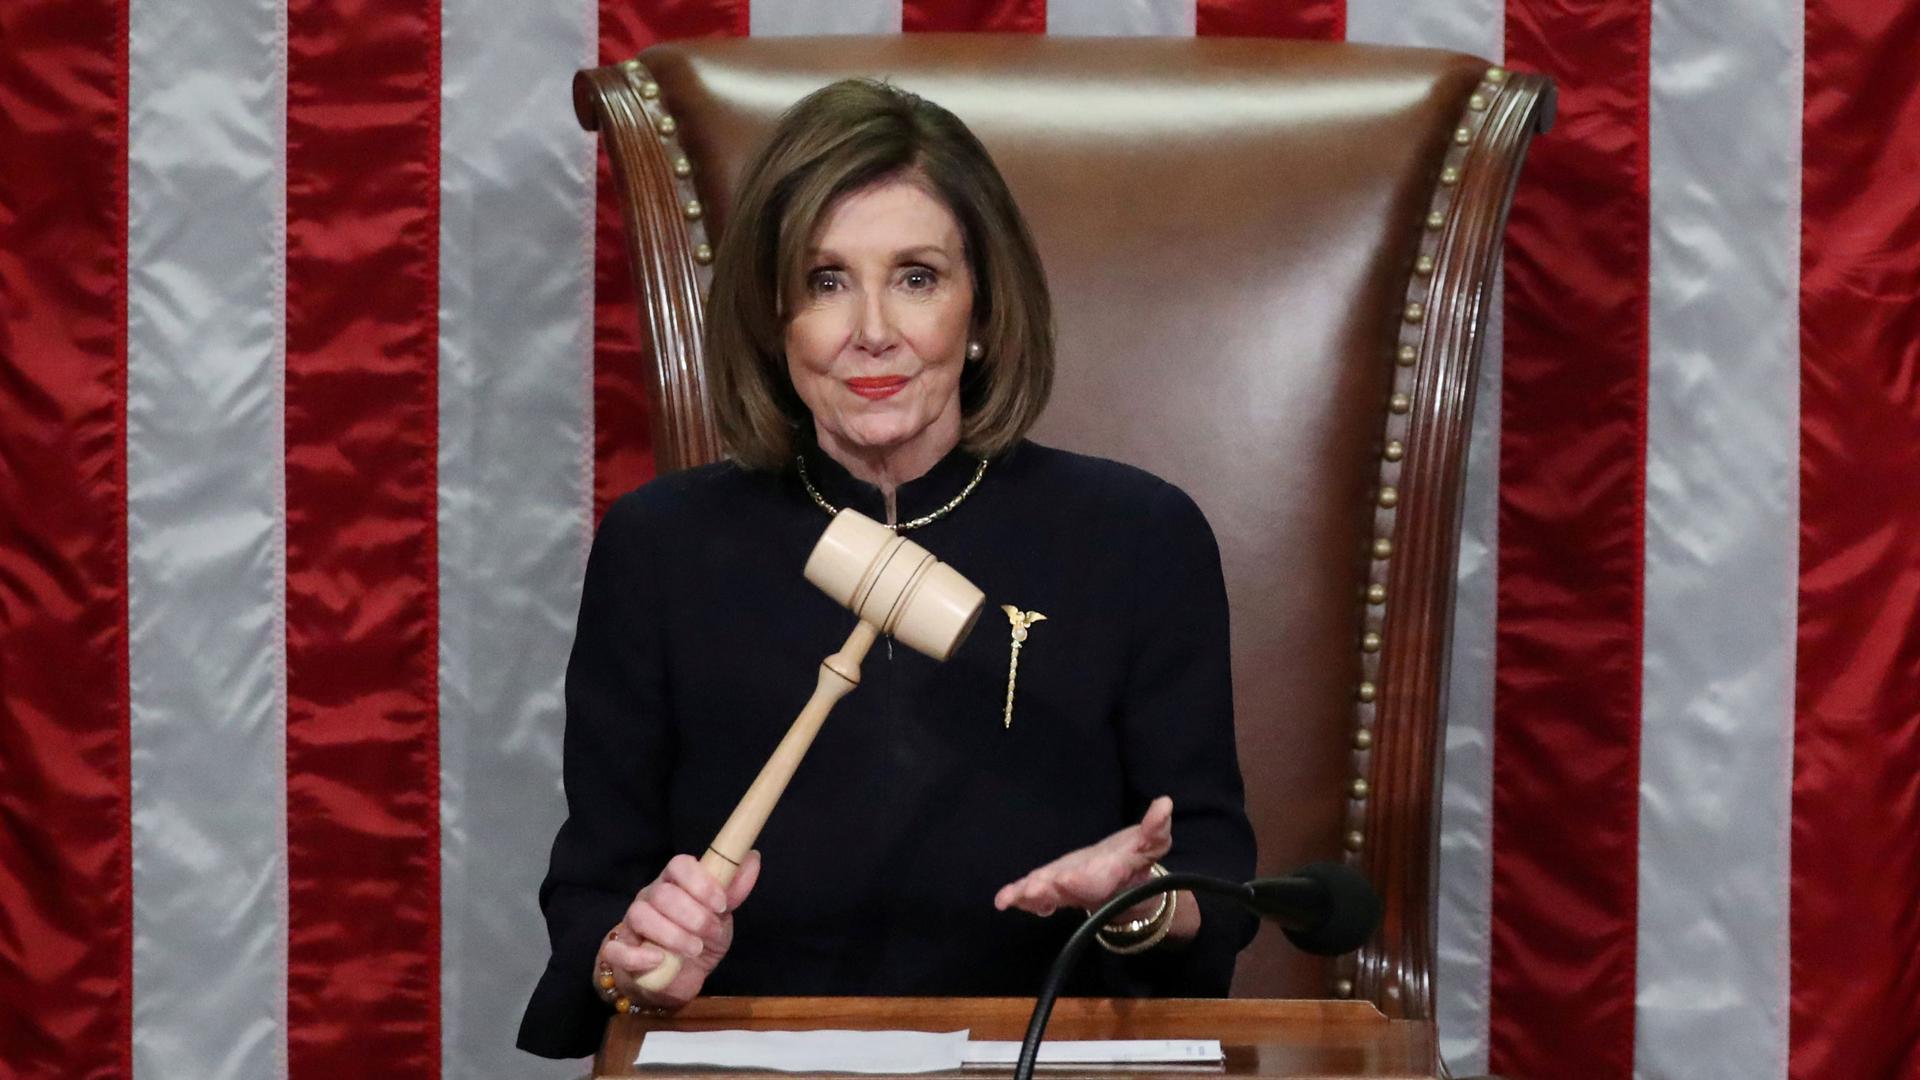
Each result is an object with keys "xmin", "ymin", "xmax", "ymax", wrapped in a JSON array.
[{"xmin": 966, "ymin": 341, "xmax": 984, "ymax": 361}]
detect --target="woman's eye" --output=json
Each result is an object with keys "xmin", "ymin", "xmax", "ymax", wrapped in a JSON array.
[
  {"xmin": 807, "ymin": 270, "xmax": 844, "ymax": 295},
  {"xmin": 901, "ymin": 268, "xmax": 936, "ymax": 290}
]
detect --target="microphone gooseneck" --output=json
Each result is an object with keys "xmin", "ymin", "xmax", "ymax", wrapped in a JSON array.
[{"xmin": 1011, "ymin": 865, "xmax": 1381, "ymax": 1080}]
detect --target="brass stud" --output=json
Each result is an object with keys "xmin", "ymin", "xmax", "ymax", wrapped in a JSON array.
[
  {"xmin": 1372, "ymin": 537, "xmax": 1393, "ymax": 559},
  {"xmin": 1469, "ymin": 93, "xmax": 1488, "ymax": 111},
  {"xmin": 1425, "ymin": 210, "xmax": 1445, "ymax": 230},
  {"xmin": 1385, "ymin": 983, "xmax": 1402, "ymax": 1001},
  {"xmin": 1378, "ymin": 486, "xmax": 1398, "ymax": 509},
  {"xmin": 672, "ymin": 156, "xmax": 692, "ymax": 178},
  {"xmin": 1367, "ymin": 583, "xmax": 1386, "ymax": 605},
  {"xmin": 1397, "ymin": 343, "xmax": 1417, "ymax": 365},
  {"xmin": 1361, "ymin": 631, "xmax": 1382, "ymax": 653},
  {"xmin": 1344, "ymin": 830, "xmax": 1365, "ymax": 852},
  {"xmin": 1384, "ymin": 440, "xmax": 1405, "ymax": 462},
  {"xmin": 1486, "ymin": 66, "xmax": 1508, "ymax": 84},
  {"xmin": 1415, "ymin": 254, "xmax": 1435, "ymax": 277},
  {"xmin": 1334, "ymin": 978, "xmax": 1355, "ymax": 998},
  {"xmin": 1454, "ymin": 125, "xmax": 1472, "ymax": 145},
  {"xmin": 693, "ymin": 243, "xmax": 713, "ymax": 265},
  {"xmin": 656, "ymin": 114, "xmax": 677, "ymax": 136},
  {"xmin": 1389, "ymin": 393, "xmax": 1411, "ymax": 414},
  {"xmin": 1440, "ymin": 165, "xmax": 1461, "ymax": 186},
  {"xmin": 1351, "ymin": 778, "xmax": 1370, "ymax": 799},
  {"xmin": 620, "ymin": 58, "xmax": 641, "ymax": 72},
  {"xmin": 683, "ymin": 199, "xmax": 703, "ymax": 221},
  {"xmin": 1404, "ymin": 302, "xmax": 1425, "ymax": 323},
  {"xmin": 1357, "ymin": 681, "xmax": 1377, "ymax": 703},
  {"xmin": 640, "ymin": 81, "xmax": 660, "ymax": 100},
  {"xmin": 1355, "ymin": 728, "xmax": 1374, "ymax": 750}
]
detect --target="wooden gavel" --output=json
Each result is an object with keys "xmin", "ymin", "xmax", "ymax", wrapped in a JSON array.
[{"xmin": 637, "ymin": 507, "xmax": 985, "ymax": 992}]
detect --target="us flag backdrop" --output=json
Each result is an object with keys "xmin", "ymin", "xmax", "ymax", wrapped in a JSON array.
[{"xmin": 3, "ymin": 0, "xmax": 1916, "ymax": 1076}]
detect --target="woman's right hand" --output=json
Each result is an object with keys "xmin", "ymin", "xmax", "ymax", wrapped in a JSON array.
[{"xmin": 597, "ymin": 850, "xmax": 762, "ymax": 1009}]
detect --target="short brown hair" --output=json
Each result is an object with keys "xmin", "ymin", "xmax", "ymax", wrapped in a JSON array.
[{"xmin": 704, "ymin": 78, "xmax": 1054, "ymax": 471}]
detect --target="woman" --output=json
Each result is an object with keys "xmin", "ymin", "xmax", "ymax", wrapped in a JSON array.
[{"xmin": 518, "ymin": 78, "xmax": 1256, "ymax": 1060}]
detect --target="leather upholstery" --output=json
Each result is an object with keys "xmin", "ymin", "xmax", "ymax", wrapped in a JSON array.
[{"xmin": 577, "ymin": 34, "xmax": 1552, "ymax": 1014}]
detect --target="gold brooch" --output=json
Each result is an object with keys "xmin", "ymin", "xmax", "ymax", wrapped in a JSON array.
[{"xmin": 1001, "ymin": 605, "xmax": 1047, "ymax": 729}]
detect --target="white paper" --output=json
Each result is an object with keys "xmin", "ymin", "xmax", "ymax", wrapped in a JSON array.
[
  {"xmin": 962, "ymin": 1039, "xmax": 1224, "ymax": 1065},
  {"xmin": 635, "ymin": 1029, "xmax": 969, "ymax": 1073},
  {"xmin": 635, "ymin": 1030, "xmax": 1225, "ymax": 1072}
]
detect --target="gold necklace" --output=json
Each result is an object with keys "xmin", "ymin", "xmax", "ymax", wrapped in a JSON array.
[{"xmin": 796, "ymin": 454, "xmax": 989, "ymax": 532}]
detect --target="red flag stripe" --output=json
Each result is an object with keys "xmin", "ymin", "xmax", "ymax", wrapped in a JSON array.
[
  {"xmin": 1489, "ymin": 1, "xmax": 1650, "ymax": 1077},
  {"xmin": 283, "ymin": 1, "xmax": 443, "ymax": 1073},
  {"xmin": 1791, "ymin": 1, "xmax": 1920, "ymax": 1077},
  {"xmin": 903, "ymin": 0, "xmax": 1045, "ymax": 33},
  {"xmin": 1197, "ymin": 0, "xmax": 1344, "ymax": 42},
  {"xmin": 593, "ymin": 3, "xmax": 747, "ymax": 519},
  {"xmin": 0, "ymin": 3, "xmax": 130, "ymax": 1076}
]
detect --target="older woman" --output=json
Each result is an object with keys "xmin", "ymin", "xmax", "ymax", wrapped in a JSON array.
[{"xmin": 518, "ymin": 78, "xmax": 1255, "ymax": 1060}]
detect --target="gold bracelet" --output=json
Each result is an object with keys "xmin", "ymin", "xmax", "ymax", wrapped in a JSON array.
[
  {"xmin": 597, "ymin": 927, "xmax": 672, "ymax": 1016},
  {"xmin": 1095, "ymin": 864, "xmax": 1176, "ymax": 955},
  {"xmin": 1099, "ymin": 863, "xmax": 1169, "ymax": 936},
  {"xmin": 1098, "ymin": 887, "xmax": 1177, "ymax": 954}
]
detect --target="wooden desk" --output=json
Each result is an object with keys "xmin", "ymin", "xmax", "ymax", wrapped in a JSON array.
[{"xmin": 595, "ymin": 998, "xmax": 1441, "ymax": 1078}]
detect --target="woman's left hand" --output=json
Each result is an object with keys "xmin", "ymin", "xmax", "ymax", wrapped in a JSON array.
[{"xmin": 993, "ymin": 795, "xmax": 1178, "ymax": 924}]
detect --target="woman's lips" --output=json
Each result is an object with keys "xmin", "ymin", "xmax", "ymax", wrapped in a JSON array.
[{"xmin": 845, "ymin": 375, "xmax": 909, "ymax": 400}]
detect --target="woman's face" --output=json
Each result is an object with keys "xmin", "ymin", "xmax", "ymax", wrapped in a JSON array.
[{"xmin": 784, "ymin": 177, "xmax": 974, "ymax": 472}]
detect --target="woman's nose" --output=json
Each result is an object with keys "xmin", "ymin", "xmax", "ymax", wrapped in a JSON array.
[{"xmin": 851, "ymin": 288, "xmax": 897, "ymax": 353}]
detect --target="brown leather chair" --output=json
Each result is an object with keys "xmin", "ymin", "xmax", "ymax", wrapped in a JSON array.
[{"xmin": 574, "ymin": 35, "xmax": 1552, "ymax": 1024}]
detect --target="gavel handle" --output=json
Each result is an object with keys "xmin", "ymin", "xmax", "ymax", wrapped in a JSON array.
[{"xmin": 636, "ymin": 619, "xmax": 880, "ymax": 993}]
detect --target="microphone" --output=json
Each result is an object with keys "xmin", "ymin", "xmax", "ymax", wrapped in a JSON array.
[
  {"xmin": 1012, "ymin": 865, "xmax": 1382, "ymax": 1080},
  {"xmin": 1246, "ymin": 862, "xmax": 1382, "ymax": 957}
]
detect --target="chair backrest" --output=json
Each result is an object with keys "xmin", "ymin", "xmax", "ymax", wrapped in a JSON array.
[{"xmin": 575, "ymin": 35, "xmax": 1552, "ymax": 1019}]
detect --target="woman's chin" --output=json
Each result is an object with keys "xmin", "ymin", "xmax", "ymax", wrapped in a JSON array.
[
  {"xmin": 815, "ymin": 390, "xmax": 962, "ymax": 464},
  {"xmin": 823, "ymin": 419, "xmax": 943, "ymax": 459},
  {"xmin": 823, "ymin": 411, "xmax": 911, "ymax": 448},
  {"xmin": 834, "ymin": 430, "xmax": 914, "ymax": 456}
]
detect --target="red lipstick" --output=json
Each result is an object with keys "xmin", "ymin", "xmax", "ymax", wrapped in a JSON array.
[{"xmin": 846, "ymin": 375, "xmax": 908, "ymax": 400}]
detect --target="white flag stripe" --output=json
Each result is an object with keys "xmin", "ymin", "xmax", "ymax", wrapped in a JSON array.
[
  {"xmin": 1344, "ymin": 1, "xmax": 1507, "ymax": 1072},
  {"xmin": 1433, "ymin": 269, "xmax": 1501, "ymax": 1080},
  {"xmin": 750, "ymin": 0, "xmax": 902, "ymax": 36},
  {"xmin": 1346, "ymin": 0, "xmax": 1504, "ymax": 56},
  {"xmin": 125, "ymin": 0, "xmax": 288, "ymax": 1075},
  {"xmin": 1047, "ymin": 0, "xmax": 1195, "ymax": 36},
  {"xmin": 437, "ymin": 0, "xmax": 599, "ymax": 1073},
  {"xmin": 1637, "ymin": 0, "xmax": 1802, "ymax": 1076}
]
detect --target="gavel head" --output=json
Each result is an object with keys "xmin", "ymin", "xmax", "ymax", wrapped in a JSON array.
[{"xmin": 803, "ymin": 509, "xmax": 985, "ymax": 662}]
